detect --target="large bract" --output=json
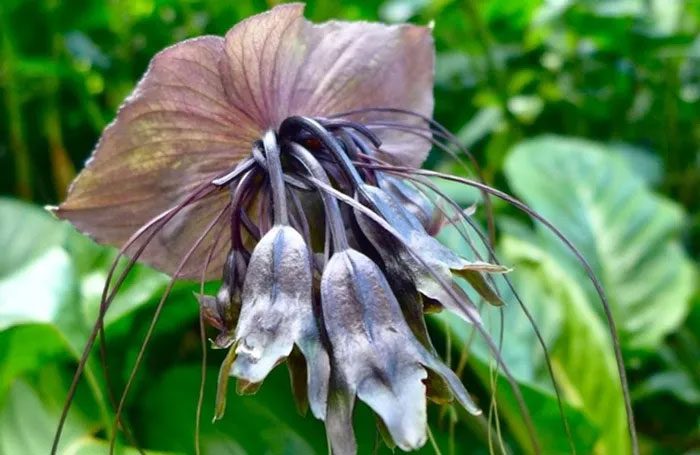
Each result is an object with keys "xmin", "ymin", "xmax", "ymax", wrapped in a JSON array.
[{"xmin": 56, "ymin": 3, "xmax": 433, "ymax": 278}]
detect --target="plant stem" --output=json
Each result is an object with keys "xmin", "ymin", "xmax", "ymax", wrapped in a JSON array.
[{"xmin": 262, "ymin": 131, "xmax": 288, "ymax": 226}]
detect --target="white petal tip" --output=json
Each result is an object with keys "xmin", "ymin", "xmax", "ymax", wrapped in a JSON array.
[{"xmin": 395, "ymin": 430, "xmax": 428, "ymax": 451}]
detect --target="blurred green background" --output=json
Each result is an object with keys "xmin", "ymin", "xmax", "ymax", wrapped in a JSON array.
[{"xmin": 0, "ymin": 0, "xmax": 698, "ymax": 453}]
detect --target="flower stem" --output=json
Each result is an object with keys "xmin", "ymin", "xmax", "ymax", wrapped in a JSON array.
[
  {"xmin": 287, "ymin": 141, "xmax": 349, "ymax": 252},
  {"xmin": 280, "ymin": 116, "xmax": 365, "ymax": 187},
  {"xmin": 262, "ymin": 131, "xmax": 288, "ymax": 225}
]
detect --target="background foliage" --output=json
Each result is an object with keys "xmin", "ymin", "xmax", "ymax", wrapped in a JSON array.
[{"xmin": 0, "ymin": 0, "xmax": 698, "ymax": 453}]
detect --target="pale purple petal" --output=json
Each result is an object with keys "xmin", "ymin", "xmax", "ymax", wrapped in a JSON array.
[
  {"xmin": 221, "ymin": 3, "xmax": 435, "ymax": 167},
  {"xmin": 56, "ymin": 36, "xmax": 257, "ymax": 277}
]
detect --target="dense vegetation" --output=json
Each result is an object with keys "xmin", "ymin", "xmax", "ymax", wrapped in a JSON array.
[{"xmin": 0, "ymin": 0, "xmax": 698, "ymax": 453}]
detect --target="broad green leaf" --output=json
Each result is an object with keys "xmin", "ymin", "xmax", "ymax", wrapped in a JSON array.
[
  {"xmin": 0, "ymin": 198, "xmax": 69, "ymax": 277},
  {"xmin": 438, "ymin": 306, "xmax": 600, "ymax": 455},
  {"xmin": 435, "ymin": 216, "xmax": 622, "ymax": 453},
  {"xmin": 0, "ymin": 201, "xmax": 86, "ymax": 355},
  {"xmin": 58, "ymin": 210, "xmax": 169, "ymax": 328},
  {"xmin": 0, "ymin": 248, "xmax": 76, "ymax": 331},
  {"xmin": 0, "ymin": 199, "xmax": 171, "ymax": 449},
  {"xmin": 0, "ymin": 379, "xmax": 158, "ymax": 455},
  {"xmin": 633, "ymin": 298, "xmax": 700, "ymax": 406},
  {"xmin": 504, "ymin": 136, "xmax": 695, "ymax": 353},
  {"xmin": 0, "ymin": 325, "xmax": 67, "ymax": 399},
  {"xmin": 433, "ymin": 222, "xmax": 600, "ymax": 453},
  {"xmin": 0, "ymin": 199, "xmax": 167, "ymax": 349},
  {"xmin": 501, "ymin": 235, "xmax": 628, "ymax": 454},
  {"xmin": 78, "ymin": 252, "xmax": 169, "ymax": 327},
  {"xmin": 0, "ymin": 381, "xmax": 84, "ymax": 455},
  {"xmin": 608, "ymin": 142, "xmax": 663, "ymax": 186},
  {"xmin": 633, "ymin": 370, "xmax": 700, "ymax": 405}
]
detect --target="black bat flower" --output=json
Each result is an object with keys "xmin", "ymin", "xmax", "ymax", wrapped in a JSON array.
[{"xmin": 52, "ymin": 3, "xmax": 638, "ymax": 455}]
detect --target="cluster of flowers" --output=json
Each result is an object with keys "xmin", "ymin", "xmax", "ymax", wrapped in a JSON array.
[{"xmin": 56, "ymin": 4, "xmax": 511, "ymax": 453}]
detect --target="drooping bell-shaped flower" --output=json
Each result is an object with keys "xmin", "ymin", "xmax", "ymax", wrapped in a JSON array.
[
  {"xmin": 321, "ymin": 250, "xmax": 480, "ymax": 453},
  {"xmin": 377, "ymin": 173, "xmax": 445, "ymax": 235},
  {"xmin": 54, "ymin": 4, "xmax": 512, "ymax": 453},
  {"xmin": 197, "ymin": 248, "xmax": 246, "ymax": 348},
  {"xmin": 231, "ymin": 224, "xmax": 329, "ymax": 419}
]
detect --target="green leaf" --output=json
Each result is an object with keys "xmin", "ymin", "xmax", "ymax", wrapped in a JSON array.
[
  {"xmin": 435, "ymin": 217, "xmax": 628, "ymax": 451},
  {"xmin": 77, "ymin": 252, "xmax": 169, "ymax": 328},
  {"xmin": 433, "ymin": 225, "xmax": 601, "ymax": 453},
  {"xmin": 0, "ymin": 381, "xmax": 82, "ymax": 455},
  {"xmin": 0, "ymin": 325, "xmax": 67, "ymax": 399},
  {"xmin": 0, "ymin": 199, "xmax": 170, "ymax": 447},
  {"xmin": 504, "ymin": 135, "xmax": 695, "ymax": 353},
  {"xmin": 0, "ymin": 200, "xmax": 85, "ymax": 352},
  {"xmin": 501, "ymin": 235, "xmax": 629, "ymax": 454},
  {"xmin": 0, "ymin": 198, "xmax": 168, "ymax": 342},
  {"xmin": 432, "ymin": 225, "xmax": 602, "ymax": 452},
  {"xmin": 633, "ymin": 370, "xmax": 700, "ymax": 405},
  {"xmin": 0, "ymin": 198, "xmax": 69, "ymax": 277},
  {"xmin": 0, "ymin": 248, "xmax": 76, "ymax": 331},
  {"xmin": 456, "ymin": 106, "xmax": 503, "ymax": 148},
  {"xmin": 0, "ymin": 379, "xmax": 160, "ymax": 455},
  {"xmin": 438, "ymin": 306, "xmax": 600, "ymax": 454},
  {"xmin": 608, "ymin": 142, "xmax": 663, "ymax": 186}
]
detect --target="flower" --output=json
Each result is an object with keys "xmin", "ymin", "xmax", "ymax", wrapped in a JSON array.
[
  {"xmin": 321, "ymin": 249, "xmax": 479, "ymax": 452},
  {"xmin": 55, "ymin": 4, "xmax": 511, "ymax": 453},
  {"xmin": 230, "ymin": 224, "xmax": 329, "ymax": 420}
]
